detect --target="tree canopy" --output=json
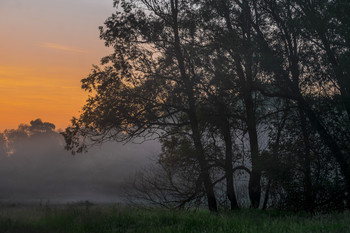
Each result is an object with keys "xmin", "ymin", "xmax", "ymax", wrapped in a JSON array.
[{"xmin": 63, "ymin": 0, "xmax": 350, "ymax": 212}]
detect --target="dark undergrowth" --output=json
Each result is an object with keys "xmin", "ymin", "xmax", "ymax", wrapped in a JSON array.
[{"xmin": 0, "ymin": 203, "xmax": 349, "ymax": 233}]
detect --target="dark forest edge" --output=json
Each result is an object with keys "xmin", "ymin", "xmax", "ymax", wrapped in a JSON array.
[{"xmin": 61, "ymin": 0, "xmax": 350, "ymax": 212}]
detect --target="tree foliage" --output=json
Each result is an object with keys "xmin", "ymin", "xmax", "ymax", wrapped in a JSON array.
[{"xmin": 64, "ymin": 0, "xmax": 350, "ymax": 212}]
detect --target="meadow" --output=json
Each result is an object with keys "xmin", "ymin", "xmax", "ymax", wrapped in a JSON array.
[{"xmin": 0, "ymin": 203, "xmax": 349, "ymax": 233}]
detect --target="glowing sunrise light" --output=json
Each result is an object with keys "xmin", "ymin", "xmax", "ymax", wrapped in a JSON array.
[{"xmin": 0, "ymin": 0, "xmax": 114, "ymax": 131}]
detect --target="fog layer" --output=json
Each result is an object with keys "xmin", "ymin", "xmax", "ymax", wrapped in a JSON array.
[{"xmin": 0, "ymin": 123, "xmax": 160, "ymax": 203}]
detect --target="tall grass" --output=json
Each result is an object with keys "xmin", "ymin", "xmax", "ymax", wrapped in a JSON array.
[{"xmin": 0, "ymin": 203, "xmax": 349, "ymax": 233}]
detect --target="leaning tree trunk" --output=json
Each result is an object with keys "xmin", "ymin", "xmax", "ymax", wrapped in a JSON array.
[{"xmin": 298, "ymin": 97, "xmax": 350, "ymax": 208}]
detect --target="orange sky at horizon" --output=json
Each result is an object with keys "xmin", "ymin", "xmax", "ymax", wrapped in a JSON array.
[{"xmin": 0, "ymin": 0, "xmax": 115, "ymax": 131}]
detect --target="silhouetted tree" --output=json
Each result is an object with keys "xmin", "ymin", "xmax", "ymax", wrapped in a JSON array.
[
  {"xmin": 247, "ymin": 0, "xmax": 350, "ymax": 207},
  {"xmin": 64, "ymin": 0, "xmax": 219, "ymax": 212},
  {"xmin": 63, "ymin": 0, "xmax": 350, "ymax": 211},
  {"xmin": 2, "ymin": 119, "xmax": 57, "ymax": 156}
]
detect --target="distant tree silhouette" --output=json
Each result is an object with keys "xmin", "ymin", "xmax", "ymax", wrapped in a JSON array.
[
  {"xmin": 2, "ymin": 119, "xmax": 57, "ymax": 155},
  {"xmin": 0, "ymin": 133, "xmax": 6, "ymax": 157}
]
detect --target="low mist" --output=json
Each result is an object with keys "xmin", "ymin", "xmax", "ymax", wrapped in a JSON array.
[{"xmin": 0, "ymin": 120, "xmax": 160, "ymax": 204}]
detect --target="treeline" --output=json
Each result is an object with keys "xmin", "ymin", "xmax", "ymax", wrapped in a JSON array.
[
  {"xmin": 63, "ymin": 0, "xmax": 350, "ymax": 212},
  {"xmin": 0, "ymin": 119, "xmax": 58, "ymax": 156}
]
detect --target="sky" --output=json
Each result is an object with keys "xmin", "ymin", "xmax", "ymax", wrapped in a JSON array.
[
  {"xmin": 0, "ymin": 0, "xmax": 116, "ymax": 131},
  {"xmin": 0, "ymin": 0, "xmax": 162, "ymax": 204}
]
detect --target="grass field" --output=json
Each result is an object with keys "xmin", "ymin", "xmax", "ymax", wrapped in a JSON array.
[{"xmin": 0, "ymin": 203, "xmax": 349, "ymax": 233}]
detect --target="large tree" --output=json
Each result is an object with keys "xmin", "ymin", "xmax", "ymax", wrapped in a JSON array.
[
  {"xmin": 64, "ymin": 0, "xmax": 219, "ymax": 211},
  {"xmin": 64, "ymin": 0, "xmax": 350, "ymax": 211}
]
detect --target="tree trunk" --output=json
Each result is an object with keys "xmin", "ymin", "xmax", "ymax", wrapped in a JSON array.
[
  {"xmin": 298, "ymin": 107, "xmax": 314, "ymax": 212},
  {"xmin": 245, "ymin": 94, "xmax": 261, "ymax": 209},
  {"xmin": 262, "ymin": 179, "xmax": 271, "ymax": 210},
  {"xmin": 221, "ymin": 114, "xmax": 239, "ymax": 210},
  {"xmin": 189, "ymin": 109, "xmax": 218, "ymax": 212}
]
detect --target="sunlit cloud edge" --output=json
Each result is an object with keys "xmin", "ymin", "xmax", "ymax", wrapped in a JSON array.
[{"xmin": 41, "ymin": 42, "xmax": 87, "ymax": 54}]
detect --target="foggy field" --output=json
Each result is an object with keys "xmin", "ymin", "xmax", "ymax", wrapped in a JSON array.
[{"xmin": 0, "ymin": 203, "xmax": 349, "ymax": 233}]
